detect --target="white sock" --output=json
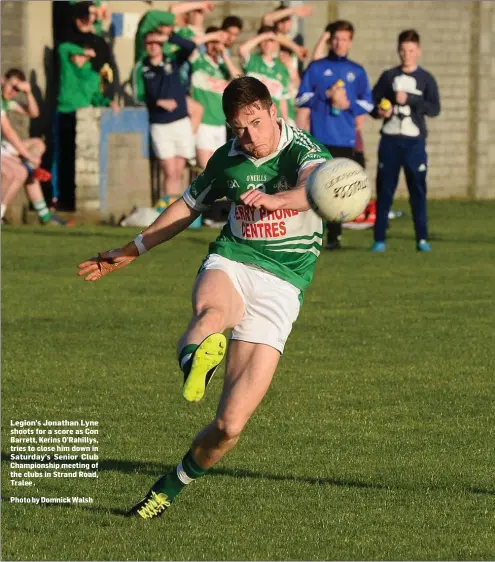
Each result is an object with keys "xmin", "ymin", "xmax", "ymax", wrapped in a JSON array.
[
  {"xmin": 1, "ymin": 204, "xmax": 6, "ymax": 219},
  {"xmin": 176, "ymin": 462, "xmax": 194, "ymax": 485},
  {"xmin": 180, "ymin": 353, "xmax": 193, "ymax": 370}
]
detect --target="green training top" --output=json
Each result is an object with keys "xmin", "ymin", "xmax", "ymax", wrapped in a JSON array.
[
  {"xmin": 183, "ymin": 120, "xmax": 331, "ymax": 292},
  {"xmin": 190, "ymin": 52, "xmax": 230, "ymax": 126},
  {"xmin": 57, "ymin": 42, "xmax": 111, "ymax": 113},
  {"xmin": 243, "ymin": 54, "xmax": 290, "ymax": 118}
]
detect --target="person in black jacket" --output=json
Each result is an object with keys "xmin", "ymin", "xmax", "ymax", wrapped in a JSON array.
[
  {"xmin": 51, "ymin": 1, "xmax": 117, "ymax": 211},
  {"xmin": 371, "ymin": 29, "xmax": 440, "ymax": 252}
]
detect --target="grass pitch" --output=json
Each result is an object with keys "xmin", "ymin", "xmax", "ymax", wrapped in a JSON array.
[{"xmin": 1, "ymin": 200, "xmax": 494, "ymax": 561}]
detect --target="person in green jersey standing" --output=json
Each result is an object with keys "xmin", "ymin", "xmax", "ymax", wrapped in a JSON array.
[
  {"xmin": 239, "ymin": 26, "xmax": 306, "ymax": 123},
  {"xmin": 77, "ymin": 77, "xmax": 330, "ymax": 520},
  {"xmin": 190, "ymin": 26, "xmax": 241, "ymax": 169}
]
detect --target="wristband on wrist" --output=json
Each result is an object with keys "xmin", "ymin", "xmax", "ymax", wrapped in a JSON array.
[{"xmin": 133, "ymin": 233, "xmax": 147, "ymax": 255}]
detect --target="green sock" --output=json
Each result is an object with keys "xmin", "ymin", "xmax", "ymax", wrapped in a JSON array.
[
  {"xmin": 153, "ymin": 450, "xmax": 208, "ymax": 501},
  {"xmin": 178, "ymin": 343, "xmax": 198, "ymax": 377},
  {"xmin": 33, "ymin": 199, "xmax": 51, "ymax": 223}
]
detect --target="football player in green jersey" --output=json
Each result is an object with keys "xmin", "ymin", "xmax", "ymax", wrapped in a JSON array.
[{"xmin": 77, "ymin": 77, "xmax": 331, "ymax": 520}]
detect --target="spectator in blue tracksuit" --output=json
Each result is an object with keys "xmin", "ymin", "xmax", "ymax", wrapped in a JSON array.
[
  {"xmin": 371, "ymin": 29, "xmax": 440, "ymax": 253},
  {"xmin": 295, "ymin": 20, "xmax": 373, "ymax": 250}
]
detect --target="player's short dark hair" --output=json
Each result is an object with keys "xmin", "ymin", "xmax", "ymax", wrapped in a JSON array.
[
  {"xmin": 73, "ymin": 1, "xmax": 91, "ymax": 20},
  {"xmin": 398, "ymin": 29, "xmax": 420, "ymax": 45},
  {"xmin": 222, "ymin": 15, "xmax": 243, "ymax": 31},
  {"xmin": 274, "ymin": 3, "xmax": 291, "ymax": 24},
  {"xmin": 205, "ymin": 25, "xmax": 220, "ymax": 35},
  {"xmin": 258, "ymin": 24, "xmax": 275, "ymax": 35},
  {"xmin": 222, "ymin": 76, "xmax": 273, "ymax": 123},
  {"xmin": 325, "ymin": 20, "xmax": 354, "ymax": 39},
  {"xmin": 4, "ymin": 68, "xmax": 26, "ymax": 81}
]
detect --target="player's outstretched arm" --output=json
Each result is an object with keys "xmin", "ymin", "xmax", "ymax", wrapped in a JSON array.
[
  {"xmin": 77, "ymin": 198, "xmax": 200, "ymax": 282},
  {"xmin": 240, "ymin": 163, "xmax": 322, "ymax": 213}
]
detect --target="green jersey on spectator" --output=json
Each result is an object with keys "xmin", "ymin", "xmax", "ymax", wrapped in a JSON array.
[
  {"xmin": 243, "ymin": 54, "xmax": 290, "ymax": 117},
  {"xmin": 57, "ymin": 42, "xmax": 111, "ymax": 113},
  {"xmin": 190, "ymin": 52, "xmax": 230, "ymax": 126}
]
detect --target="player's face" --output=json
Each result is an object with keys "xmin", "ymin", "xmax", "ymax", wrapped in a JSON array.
[
  {"xmin": 331, "ymin": 30, "xmax": 352, "ymax": 57},
  {"xmin": 206, "ymin": 40, "xmax": 221, "ymax": 58},
  {"xmin": 276, "ymin": 18, "xmax": 292, "ymax": 35},
  {"xmin": 188, "ymin": 9, "xmax": 204, "ymax": 27},
  {"xmin": 1, "ymin": 77, "xmax": 21, "ymax": 100},
  {"xmin": 260, "ymin": 37, "xmax": 277, "ymax": 57},
  {"xmin": 278, "ymin": 50, "xmax": 291, "ymax": 65},
  {"xmin": 224, "ymin": 26, "xmax": 240, "ymax": 48},
  {"xmin": 145, "ymin": 36, "xmax": 163, "ymax": 57},
  {"xmin": 399, "ymin": 41, "xmax": 421, "ymax": 68},
  {"xmin": 158, "ymin": 24, "xmax": 173, "ymax": 36},
  {"xmin": 76, "ymin": 16, "xmax": 93, "ymax": 33},
  {"xmin": 230, "ymin": 102, "xmax": 278, "ymax": 159},
  {"xmin": 277, "ymin": 18, "xmax": 292, "ymax": 35},
  {"xmin": 88, "ymin": 7, "xmax": 97, "ymax": 24}
]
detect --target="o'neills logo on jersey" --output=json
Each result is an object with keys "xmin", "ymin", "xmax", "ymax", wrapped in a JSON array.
[
  {"xmin": 233, "ymin": 204, "xmax": 299, "ymax": 239},
  {"xmin": 246, "ymin": 175, "xmax": 267, "ymax": 182}
]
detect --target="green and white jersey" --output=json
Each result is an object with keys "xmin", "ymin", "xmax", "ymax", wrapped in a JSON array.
[
  {"xmin": 190, "ymin": 52, "xmax": 230, "ymax": 126},
  {"xmin": 183, "ymin": 120, "xmax": 331, "ymax": 292},
  {"xmin": 1, "ymin": 96, "xmax": 20, "ymax": 114},
  {"xmin": 243, "ymin": 54, "xmax": 290, "ymax": 117}
]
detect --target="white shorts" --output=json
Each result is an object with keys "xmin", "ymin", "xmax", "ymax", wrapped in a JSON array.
[
  {"xmin": 200, "ymin": 254, "xmax": 301, "ymax": 353},
  {"xmin": 196, "ymin": 123, "xmax": 226, "ymax": 152},
  {"xmin": 150, "ymin": 117, "xmax": 194, "ymax": 160},
  {"xmin": 1, "ymin": 140, "xmax": 18, "ymax": 157}
]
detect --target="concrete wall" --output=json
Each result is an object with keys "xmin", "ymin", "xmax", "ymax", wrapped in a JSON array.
[
  {"xmin": 1, "ymin": 1, "xmax": 28, "ymax": 137},
  {"xmin": 76, "ymin": 107, "xmax": 152, "ymax": 219},
  {"xmin": 473, "ymin": 1, "xmax": 495, "ymax": 199},
  {"xmin": 336, "ymin": 1, "xmax": 474, "ymax": 198}
]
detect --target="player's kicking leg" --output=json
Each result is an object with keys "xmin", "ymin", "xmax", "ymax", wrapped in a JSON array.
[
  {"xmin": 127, "ymin": 340, "xmax": 281, "ymax": 519},
  {"xmin": 178, "ymin": 264, "xmax": 244, "ymax": 402}
]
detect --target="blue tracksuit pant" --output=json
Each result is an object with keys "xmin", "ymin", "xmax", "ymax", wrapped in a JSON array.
[{"xmin": 374, "ymin": 136, "xmax": 428, "ymax": 243}]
